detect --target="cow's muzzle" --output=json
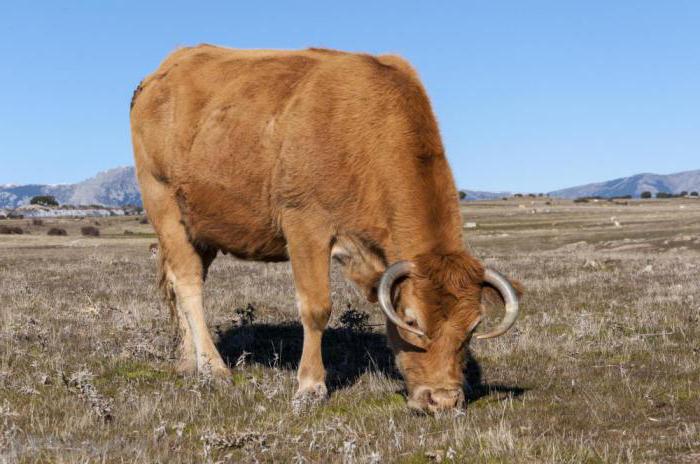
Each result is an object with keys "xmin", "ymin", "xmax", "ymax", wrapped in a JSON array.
[{"xmin": 407, "ymin": 386, "xmax": 465, "ymax": 414}]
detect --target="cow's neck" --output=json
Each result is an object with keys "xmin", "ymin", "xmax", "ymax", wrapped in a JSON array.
[{"xmin": 385, "ymin": 200, "xmax": 467, "ymax": 263}]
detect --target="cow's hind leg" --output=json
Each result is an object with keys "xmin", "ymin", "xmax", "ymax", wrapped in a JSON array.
[
  {"xmin": 284, "ymin": 217, "xmax": 333, "ymax": 404},
  {"xmin": 141, "ymin": 173, "xmax": 229, "ymax": 379},
  {"xmin": 159, "ymin": 244, "xmax": 219, "ymax": 375},
  {"xmin": 158, "ymin": 253, "xmax": 196, "ymax": 374}
]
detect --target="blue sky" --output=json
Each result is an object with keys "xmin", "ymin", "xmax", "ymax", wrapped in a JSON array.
[{"xmin": 1, "ymin": 1, "xmax": 698, "ymax": 192}]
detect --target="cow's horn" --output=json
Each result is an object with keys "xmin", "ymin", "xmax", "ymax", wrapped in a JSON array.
[
  {"xmin": 377, "ymin": 261, "xmax": 426, "ymax": 337},
  {"xmin": 476, "ymin": 268, "xmax": 520, "ymax": 339}
]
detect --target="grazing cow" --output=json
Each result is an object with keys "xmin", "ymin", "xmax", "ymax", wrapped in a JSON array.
[{"xmin": 130, "ymin": 45, "xmax": 520, "ymax": 413}]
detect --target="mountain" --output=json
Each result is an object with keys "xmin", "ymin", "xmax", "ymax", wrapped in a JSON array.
[
  {"xmin": 548, "ymin": 169, "xmax": 700, "ymax": 199},
  {"xmin": 3, "ymin": 166, "xmax": 698, "ymax": 208},
  {"xmin": 0, "ymin": 167, "xmax": 141, "ymax": 208}
]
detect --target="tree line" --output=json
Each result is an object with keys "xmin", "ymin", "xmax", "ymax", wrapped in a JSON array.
[{"xmin": 640, "ymin": 191, "xmax": 698, "ymax": 199}]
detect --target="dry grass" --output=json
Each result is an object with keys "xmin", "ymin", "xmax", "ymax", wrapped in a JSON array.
[{"xmin": 1, "ymin": 198, "xmax": 699, "ymax": 463}]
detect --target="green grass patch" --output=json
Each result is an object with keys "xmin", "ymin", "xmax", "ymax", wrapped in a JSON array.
[{"xmin": 99, "ymin": 361, "xmax": 171, "ymax": 384}]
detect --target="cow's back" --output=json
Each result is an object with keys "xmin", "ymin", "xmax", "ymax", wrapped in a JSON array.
[{"xmin": 131, "ymin": 45, "xmax": 457, "ymax": 261}]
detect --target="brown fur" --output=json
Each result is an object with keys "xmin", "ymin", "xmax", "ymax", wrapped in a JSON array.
[{"xmin": 131, "ymin": 45, "xmax": 511, "ymax": 408}]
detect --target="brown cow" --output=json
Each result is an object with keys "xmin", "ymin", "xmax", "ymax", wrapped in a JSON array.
[{"xmin": 130, "ymin": 45, "xmax": 520, "ymax": 413}]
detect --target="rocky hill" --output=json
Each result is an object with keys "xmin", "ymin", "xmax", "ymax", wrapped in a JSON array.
[
  {"xmin": 3, "ymin": 166, "xmax": 698, "ymax": 207},
  {"xmin": 548, "ymin": 169, "xmax": 700, "ymax": 199},
  {"xmin": 0, "ymin": 167, "xmax": 141, "ymax": 208}
]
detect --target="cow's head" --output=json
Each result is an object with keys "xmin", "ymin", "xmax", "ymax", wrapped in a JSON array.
[{"xmin": 378, "ymin": 253, "xmax": 520, "ymax": 414}]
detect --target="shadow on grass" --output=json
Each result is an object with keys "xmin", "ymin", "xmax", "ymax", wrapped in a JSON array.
[
  {"xmin": 216, "ymin": 322, "xmax": 526, "ymax": 402},
  {"xmin": 463, "ymin": 355, "xmax": 527, "ymax": 405},
  {"xmin": 217, "ymin": 322, "xmax": 399, "ymax": 392}
]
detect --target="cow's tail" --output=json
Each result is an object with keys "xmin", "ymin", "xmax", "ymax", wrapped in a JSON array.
[
  {"xmin": 156, "ymin": 248, "xmax": 178, "ymax": 329},
  {"xmin": 130, "ymin": 80, "xmax": 145, "ymax": 112}
]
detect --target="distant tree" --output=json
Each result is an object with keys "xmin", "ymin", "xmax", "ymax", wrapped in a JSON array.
[
  {"xmin": 640, "ymin": 191, "xmax": 652, "ymax": 199},
  {"xmin": 680, "ymin": 191, "xmax": 688, "ymax": 197},
  {"xmin": 30, "ymin": 195, "xmax": 58, "ymax": 207},
  {"xmin": 656, "ymin": 192, "xmax": 672, "ymax": 199},
  {"xmin": 514, "ymin": 193, "xmax": 523, "ymax": 198},
  {"xmin": 691, "ymin": 191, "xmax": 699, "ymax": 197},
  {"xmin": 458, "ymin": 191, "xmax": 467, "ymax": 200}
]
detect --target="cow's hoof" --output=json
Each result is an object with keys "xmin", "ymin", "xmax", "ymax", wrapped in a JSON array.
[
  {"xmin": 198, "ymin": 363, "xmax": 232, "ymax": 385},
  {"xmin": 191, "ymin": 357, "xmax": 232, "ymax": 384},
  {"xmin": 210, "ymin": 366, "xmax": 233, "ymax": 382},
  {"xmin": 292, "ymin": 383, "xmax": 328, "ymax": 414},
  {"xmin": 175, "ymin": 358, "xmax": 197, "ymax": 376}
]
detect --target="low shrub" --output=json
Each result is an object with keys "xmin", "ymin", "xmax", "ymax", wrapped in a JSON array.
[
  {"xmin": 0, "ymin": 225, "xmax": 24, "ymax": 234},
  {"xmin": 234, "ymin": 303, "xmax": 257, "ymax": 326},
  {"xmin": 339, "ymin": 307, "xmax": 370, "ymax": 332},
  {"xmin": 47, "ymin": 227, "xmax": 68, "ymax": 236},
  {"xmin": 574, "ymin": 196, "xmax": 604, "ymax": 203},
  {"xmin": 81, "ymin": 226, "xmax": 100, "ymax": 237},
  {"xmin": 32, "ymin": 218, "xmax": 44, "ymax": 226}
]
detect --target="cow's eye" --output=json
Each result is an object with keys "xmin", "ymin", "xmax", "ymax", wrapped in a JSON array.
[{"xmin": 404, "ymin": 308, "xmax": 419, "ymax": 328}]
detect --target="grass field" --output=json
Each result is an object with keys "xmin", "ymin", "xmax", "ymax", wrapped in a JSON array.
[{"xmin": 1, "ymin": 198, "xmax": 699, "ymax": 463}]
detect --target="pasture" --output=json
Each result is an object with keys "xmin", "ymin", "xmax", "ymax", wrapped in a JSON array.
[{"xmin": 1, "ymin": 198, "xmax": 698, "ymax": 463}]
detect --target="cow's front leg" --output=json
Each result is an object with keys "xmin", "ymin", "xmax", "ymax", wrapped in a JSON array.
[{"xmin": 285, "ymin": 221, "xmax": 332, "ymax": 404}]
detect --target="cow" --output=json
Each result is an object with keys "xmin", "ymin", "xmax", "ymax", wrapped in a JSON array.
[{"xmin": 130, "ymin": 45, "xmax": 520, "ymax": 413}]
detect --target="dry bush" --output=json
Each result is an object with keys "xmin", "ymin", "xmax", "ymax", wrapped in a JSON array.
[
  {"xmin": 47, "ymin": 227, "xmax": 68, "ymax": 236},
  {"xmin": 32, "ymin": 218, "xmax": 44, "ymax": 226},
  {"xmin": 0, "ymin": 224, "xmax": 24, "ymax": 234},
  {"xmin": 80, "ymin": 226, "xmax": 100, "ymax": 237},
  {"xmin": 339, "ymin": 307, "xmax": 370, "ymax": 332}
]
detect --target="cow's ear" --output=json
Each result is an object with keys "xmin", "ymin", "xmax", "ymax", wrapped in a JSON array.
[{"xmin": 481, "ymin": 277, "xmax": 524, "ymax": 308}]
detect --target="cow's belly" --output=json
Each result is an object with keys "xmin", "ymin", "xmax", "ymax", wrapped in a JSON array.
[{"xmin": 175, "ymin": 180, "xmax": 288, "ymax": 262}]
